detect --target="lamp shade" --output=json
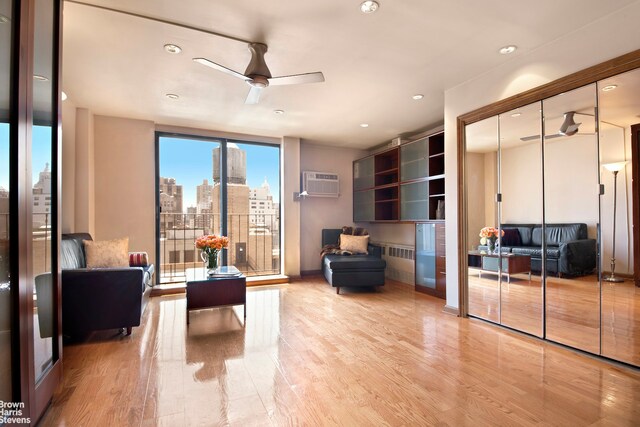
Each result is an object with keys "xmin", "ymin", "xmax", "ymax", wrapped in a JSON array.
[{"xmin": 603, "ymin": 161, "xmax": 628, "ymax": 172}]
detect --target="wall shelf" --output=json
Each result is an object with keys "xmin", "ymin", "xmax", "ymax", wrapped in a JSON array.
[{"xmin": 353, "ymin": 130, "xmax": 444, "ymax": 223}]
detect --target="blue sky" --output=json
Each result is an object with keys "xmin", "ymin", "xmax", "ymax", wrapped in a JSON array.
[
  {"xmin": 159, "ymin": 136, "xmax": 280, "ymax": 210},
  {"xmin": 0, "ymin": 124, "xmax": 52, "ymax": 190}
]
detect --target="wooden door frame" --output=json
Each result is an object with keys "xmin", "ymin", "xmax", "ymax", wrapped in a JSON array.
[
  {"xmin": 632, "ymin": 124, "xmax": 639, "ymax": 286},
  {"xmin": 456, "ymin": 49, "xmax": 640, "ymax": 316}
]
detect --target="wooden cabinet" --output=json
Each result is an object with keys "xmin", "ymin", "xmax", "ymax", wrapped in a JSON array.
[
  {"xmin": 415, "ymin": 222, "xmax": 446, "ymax": 299},
  {"xmin": 353, "ymin": 130, "xmax": 444, "ymax": 223}
]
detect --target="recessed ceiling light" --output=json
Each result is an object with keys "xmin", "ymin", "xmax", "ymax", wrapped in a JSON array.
[
  {"xmin": 164, "ymin": 44, "xmax": 182, "ymax": 54},
  {"xmin": 274, "ymin": 109, "xmax": 284, "ymax": 115},
  {"xmin": 602, "ymin": 84, "xmax": 617, "ymax": 92},
  {"xmin": 412, "ymin": 94, "xmax": 424, "ymax": 100},
  {"xmin": 510, "ymin": 112, "xmax": 522, "ymax": 118},
  {"xmin": 360, "ymin": 123, "xmax": 369, "ymax": 128},
  {"xmin": 165, "ymin": 93, "xmax": 179, "ymax": 100},
  {"xmin": 499, "ymin": 45, "xmax": 517, "ymax": 55},
  {"xmin": 360, "ymin": 1, "xmax": 379, "ymax": 14},
  {"xmin": 0, "ymin": 14, "xmax": 10, "ymax": 24},
  {"xmin": 61, "ymin": 91, "xmax": 67, "ymax": 101},
  {"xmin": 33, "ymin": 74, "xmax": 49, "ymax": 82}
]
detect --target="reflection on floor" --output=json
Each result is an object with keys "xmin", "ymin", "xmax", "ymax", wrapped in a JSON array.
[
  {"xmin": 40, "ymin": 277, "xmax": 640, "ymax": 426},
  {"xmin": 468, "ymin": 269, "xmax": 640, "ymax": 365}
]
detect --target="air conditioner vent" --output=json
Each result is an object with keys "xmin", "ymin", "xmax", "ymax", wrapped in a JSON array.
[{"xmin": 302, "ymin": 171, "xmax": 339, "ymax": 197}]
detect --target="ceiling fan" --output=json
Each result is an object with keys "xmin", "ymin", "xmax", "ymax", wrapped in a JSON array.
[
  {"xmin": 520, "ymin": 111, "xmax": 594, "ymax": 141},
  {"xmin": 193, "ymin": 43, "xmax": 325, "ymax": 104}
]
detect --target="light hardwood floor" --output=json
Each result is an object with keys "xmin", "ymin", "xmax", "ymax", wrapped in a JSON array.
[{"xmin": 41, "ymin": 277, "xmax": 640, "ymax": 426}]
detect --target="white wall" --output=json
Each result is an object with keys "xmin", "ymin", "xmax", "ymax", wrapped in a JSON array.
[
  {"xmin": 74, "ymin": 108, "xmax": 95, "ymax": 236},
  {"xmin": 61, "ymin": 100, "xmax": 76, "ymax": 233},
  {"xmin": 466, "ymin": 152, "xmax": 486, "ymax": 249},
  {"xmin": 299, "ymin": 142, "xmax": 365, "ymax": 272},
  {"xmin": 282, "ymin": 137, "xmax": 301, "ymax": 277},
  {"xmin": 93, "ymin": 116, "xmax": 156, "ymax": 263},
  {"xmin": 444, "ymin": 1, "xmax": 640, "ymax": 309},
  {"xmin": 501, "ymin": 142, "xmax": 543, "ymax": 224}
]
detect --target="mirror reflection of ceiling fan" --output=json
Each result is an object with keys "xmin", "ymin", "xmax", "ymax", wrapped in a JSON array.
[
  {"xmin": 194, "ymin": 43, "xmax": 325, "ymax": 104},
  {"xmin": 520, "ymin": 111, "xmax": 595, "ymax": 141}
]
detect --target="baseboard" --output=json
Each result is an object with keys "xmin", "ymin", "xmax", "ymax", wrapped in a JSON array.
[
  {"xmin": 443, "ymin": 305, "xmax": 460, "ymax": 316},
  {"xmin": 247, "ymin": 276, "xmax": 289, "ymax": 286},
  {"xmin": 301, "ymin": 269, "xmax": 322, "ymax": 276},
  {"xmin": 150, "ymin": 285, "xmax": 186, "ymax": 297}
]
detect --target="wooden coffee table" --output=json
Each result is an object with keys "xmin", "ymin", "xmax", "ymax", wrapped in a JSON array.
[
  {"xmin": 468, "ymin": 250, "xmax": 531, "ymax": 283},
  {"xmin": 185, "ymin": 267, "xmax": 246, "ymax": 325}
]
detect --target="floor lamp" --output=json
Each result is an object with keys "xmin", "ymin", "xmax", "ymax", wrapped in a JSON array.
[{"xmin": 603, "ymin": 161, "xmax": 628, "ymax": 283}]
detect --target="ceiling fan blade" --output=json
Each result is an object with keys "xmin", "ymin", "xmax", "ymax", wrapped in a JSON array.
[
  {"xmin": 268, "ymin": 71, "xmax": 325, "ymax": 86},
  {"xmin": 193, "ymin": 57, "xmax": 249, "ymax": 81},
  {"xmin": 245, "ymin": 86, "xmax": 262, "ymax": 104}
]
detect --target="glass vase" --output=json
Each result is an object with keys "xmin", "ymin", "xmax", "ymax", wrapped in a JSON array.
[{"xmin": 201, "ymin": 250, "xmax": 219, "ymax": 276}]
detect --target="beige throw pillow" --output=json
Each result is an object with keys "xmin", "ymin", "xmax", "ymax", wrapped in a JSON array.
[
  {"xmin": 339, "ymin": 234, "xmax": 369, "ymax": 254},
  {"xmin": 84, "ymin": 237, "xmax": 129, "ymax": 268}
]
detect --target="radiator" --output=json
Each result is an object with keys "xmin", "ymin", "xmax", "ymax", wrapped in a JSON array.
[{"xmin": 371, "ymin": 241, "xmax": 415, "ymax": 285}]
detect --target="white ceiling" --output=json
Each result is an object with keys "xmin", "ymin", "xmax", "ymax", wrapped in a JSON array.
[{"xmin": 61, "ymin": 0, "xmax": 638, "ymax": 149}]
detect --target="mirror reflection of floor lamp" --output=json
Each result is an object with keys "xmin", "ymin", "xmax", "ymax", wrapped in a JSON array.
[{"xmin": 603, "ymin": 161, "xmax": 628, "ymax": 283}]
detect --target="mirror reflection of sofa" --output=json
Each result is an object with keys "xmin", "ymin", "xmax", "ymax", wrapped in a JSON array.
[{"xmin": 478, "ymin": 223, "xmax": 596, "ymax": 277}]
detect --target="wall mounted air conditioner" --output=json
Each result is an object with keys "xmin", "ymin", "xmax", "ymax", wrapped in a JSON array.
[{"xmin": 302, "ymin": 171, "xmax": 340, "ymax": 197}]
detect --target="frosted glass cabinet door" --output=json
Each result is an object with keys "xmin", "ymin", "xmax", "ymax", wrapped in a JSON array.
[
  {"xmin": 353, "ymin": 157, "xmax": 375, "ymax": 190},
  {"xmin": 354, "ymin": 190, "xmax": 374, "ymax": 222},
  {"xmin": 416, "ymin": 223, "xmax": 436, "ymax": 289},
  {"xmin": 400, "ymin": 181, "xmax": 428, "ymax": 221},
  {"xmin": 400, "ymin": 138, "xmax": 428, "ymax": 181}
]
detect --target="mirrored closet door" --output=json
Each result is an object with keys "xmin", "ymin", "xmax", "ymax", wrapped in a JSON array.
[
  {"xmin": 598, "ymin": 67, "xmax": 640, "ymax": 366},
  {"xmin": 498, "ymin": 102, "xmax": 543, "ymax": 337},
  {"xmin": 542, "ymin": 85, "xmax": 600, "ymax": 353},
  {"xmin": 463, "ymin": 58, "xmax": 640, "ymax": 367},
  {"xmin": 465, "ymin": 116, "xmax": 500, "ymax": 323}
]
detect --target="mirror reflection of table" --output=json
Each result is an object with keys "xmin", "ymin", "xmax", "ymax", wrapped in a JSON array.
[
  {"xmin": 468, "ymin": 250, "xmax": 531, "ymax": 283},
  {"xmin": 185, "ymin": 266, "xmax": 246, "ymax": 325}
]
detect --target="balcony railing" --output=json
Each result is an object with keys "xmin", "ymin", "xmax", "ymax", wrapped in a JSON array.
[{"xmin": 159, "ymin": 212, "xmax": 280, "ymax": 283}]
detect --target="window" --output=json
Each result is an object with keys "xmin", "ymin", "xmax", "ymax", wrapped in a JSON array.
[{"xmin": 157, "ymin": 135, "xmax": 281, "ymax": 283}]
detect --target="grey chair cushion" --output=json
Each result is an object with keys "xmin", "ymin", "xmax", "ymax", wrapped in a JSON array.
[
  {"xmin": 61, "ymin": 238, "xmax": 86, "ymax": 270},
  {"xmin": 324, "ymin": 254, "xmax": 385, "ymax": 271}
]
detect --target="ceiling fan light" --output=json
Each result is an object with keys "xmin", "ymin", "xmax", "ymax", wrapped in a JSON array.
[
  {"xmin": 360, "ymin": 1, "xmax": 379, "ymax": 14},
  {"xmin": 248, "ymin": 76, "xmax": 269, "ymax": 88},
  {"xmin": 558, "ymin": 111, "xmax": 581, "ymax": 136}
]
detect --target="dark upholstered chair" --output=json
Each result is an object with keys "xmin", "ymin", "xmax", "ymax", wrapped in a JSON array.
[
  {"xmin": 321, "ymin": 229, "xmax": 386, "ymax": 294},
  {"xmin": 61, "ymin": 233, "xmax": 154, "ymax": 337}
]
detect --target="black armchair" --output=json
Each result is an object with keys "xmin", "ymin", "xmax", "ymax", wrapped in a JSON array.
[{"xmin": 61, "ymin": 233, "xmax": 153, "ymax": 337}]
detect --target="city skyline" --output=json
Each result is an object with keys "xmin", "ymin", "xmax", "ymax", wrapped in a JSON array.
[
  {"xmin": 0, "ymin": 124, "xmax": 52, "ymax": 190},
  {"xmin": 159, "ymin": 136, "xmax": 280, "ymax": 211}
]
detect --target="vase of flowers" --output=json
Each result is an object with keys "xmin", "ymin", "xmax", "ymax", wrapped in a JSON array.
[
  {"xmin": 195, "ymin": 234, "xmax": 230, "ymax": 275},
  {"xmin": 479, "ymin": 226, "xmax": 504, "ymax": 253}
]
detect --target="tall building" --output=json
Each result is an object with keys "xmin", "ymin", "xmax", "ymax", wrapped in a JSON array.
[
  {"xmin": 249, "ymin": 177, "xmax": 278, "ymax": 229},
  {"xmin": 196, "ymin": 179, "xmax": 213, "ymax": 214},
  {"xmin": 212, "ymin": 144, "xmax": 246, "ymax": 184},
  {"xmin": 33, "ymin": 163, "xmax": 52, "ymax": 228},
  {"xmin": 159, "ymin": 177, "xmax": 183, "ymax": 213}
]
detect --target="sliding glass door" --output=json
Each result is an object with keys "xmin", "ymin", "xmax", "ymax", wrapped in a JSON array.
[{"xmin": 157, "ymin": 135, "xmax": 280, "ymax": 283}]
